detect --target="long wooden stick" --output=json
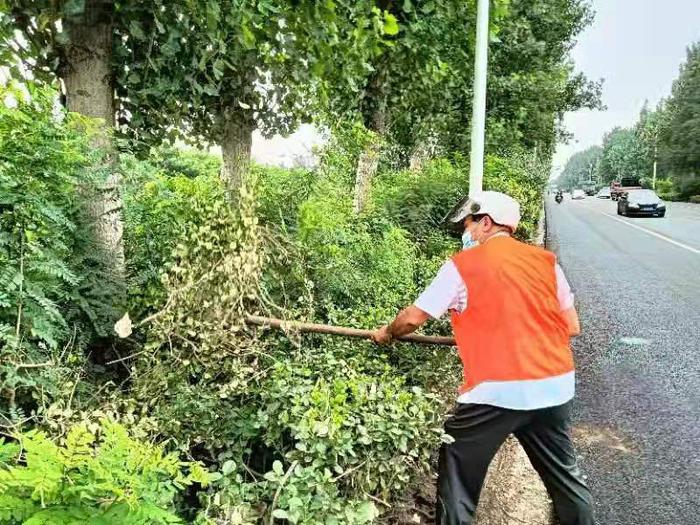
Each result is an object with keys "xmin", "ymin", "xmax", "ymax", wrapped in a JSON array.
[{"xmin": 244, "ymin": 315, "xmax": 455, "ymax": 346}]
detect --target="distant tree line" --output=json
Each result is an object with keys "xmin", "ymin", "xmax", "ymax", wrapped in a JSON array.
[{"xmin": 556, "ymin": 42, "xmax": 700, "ymax": 200}]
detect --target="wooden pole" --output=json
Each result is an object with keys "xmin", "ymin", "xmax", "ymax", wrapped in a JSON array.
[{"xmin": 244, "ymin": 315, "xmax": 455, "ymax": 346}]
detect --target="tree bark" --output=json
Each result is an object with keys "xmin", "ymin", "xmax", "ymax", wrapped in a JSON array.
[
  {"xmin": 220, "ymin": 105, "xmax": 254, "ymax": 196},
  {"xmin": 354, "ymin": 68, "xmax": 387, "ymax": 214},
  {"xmin": 409, "ymin": 142, "xmax": 429, "ymax": 172},
  {"xmin": 353, "ymin": 141, "xmax": 381, "ymax": 214},
  {"xmin": 63, "ymin": 0, "xmax": 124, "ymax": 279}
]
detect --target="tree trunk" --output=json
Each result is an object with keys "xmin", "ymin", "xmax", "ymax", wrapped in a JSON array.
[
  {"xmin": 353, "ymin": 141, "xmax": 381, "ymax": 214},
  {"xmin": 63, "ymin": 0, "xmax": 124, "ymax": 279},
  {"xmin": 220, "ymin": 105, "xmax": 254, "ymax": 196},
  {"xmin": 354, "ymin": 69, "xmax": 387, "ymax": 214},
  {"xmin": 409, "ymin": 142, "xmax": 429, "ymax": 172}
]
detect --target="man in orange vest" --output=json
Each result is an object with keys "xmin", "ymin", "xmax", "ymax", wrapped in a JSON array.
[{"xmin": 372, "ymin": 191, "xmax": 594, "ymax": 524}]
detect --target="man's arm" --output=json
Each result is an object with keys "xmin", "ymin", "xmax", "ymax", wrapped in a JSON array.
[
  {"xmin": 372, "ymin": 260, "xmax": 462, "ymax": 345},
  {"xmin": 563, "ymin": 306, "xmax": 581, "ymax": 337},
  {"xmin": 372, "ymin": 305, "xmax": 430, "ymax": 344},
  {"xmin": 555, "ymin": 263, "xmax": 580, "ymax": 337}
]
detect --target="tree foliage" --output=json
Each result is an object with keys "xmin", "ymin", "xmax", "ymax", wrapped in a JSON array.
[
  {"xmin": 554, "ymin": 145, "xmax": 600, "ymax": 190},
  {"xmin": 658, "ymin": 42, "xmax": 700, "ymax": 197},
  {"xmin": 0, "ymin": 84, "xmax": 120, "ymax": 423},
  {"xmin": 0, "ymin": 420, "xmax": 210, "ymax": 524},
  {"xmin": 429, "ymin": 0, "xmax": 603, "ymax": 159},
  {"xmin": 113, "ymin": 0, "xmax": 389, "ymax": 189}
]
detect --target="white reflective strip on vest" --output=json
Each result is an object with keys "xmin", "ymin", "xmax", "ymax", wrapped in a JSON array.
[{"xmin": 456, "ymin": 371, "xmax": 575, "ymax": 410}]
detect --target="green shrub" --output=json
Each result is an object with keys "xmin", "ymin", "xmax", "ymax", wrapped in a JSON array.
[
  {"xmin": 483, "ymin": 152, "xmax": 548, "ymax": 241},
  {"xmin": 152, "ymin": 146, "xmax": 222, "ymax": 180},
  {"xmin": 197, "ymin": 345, "xmax": 444, "ymax": 525},
  {"xmin": 367, "ymin": 159, "xmax": 465, "ymax": 245},
  {"xmin": 78, "ymin": 125, "xmax": 548, "ymax": 524},
  {"xmin": 122, "ymin": 168, "xmax": 223, "ymax": 315},
  {"xmin": 658, "ymin": 191, "xmax": 682, "ymax": 201},
  {"xmin": 652, "ymin": 178, "xmax": 674, "ymax": 195},
  {"xmin": 0, "ymin": 84, "xmax": 118, "ymax": 421},
  {"xmin": 253, "ymin": 164, "xmax": 316, "ymax": 231},
  {"xmin": 689, "ymin": 195, "xmax": 700, "ymax": 204},
  {"xmin": 0, "ymin": 420, "xmax": 210, "ymax": 524}
]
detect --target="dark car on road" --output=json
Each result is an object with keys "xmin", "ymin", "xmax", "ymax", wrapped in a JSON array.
[{"xmin": 617, "ymin": 189, "xmax": 666, "ymax": 217}]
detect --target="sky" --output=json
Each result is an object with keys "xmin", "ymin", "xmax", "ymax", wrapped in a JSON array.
[
  {"xmin": 551, "ymin": 0, "xmax": 700, "ymax": 176},
  {"xmin": 252, "ymin": 0, "xmax": 700, "ymax": 177}
]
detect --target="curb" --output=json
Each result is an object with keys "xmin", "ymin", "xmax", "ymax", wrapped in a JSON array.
[{"xmin": 535, "ymin": 203, "xmax": 547, "ymax": 247}]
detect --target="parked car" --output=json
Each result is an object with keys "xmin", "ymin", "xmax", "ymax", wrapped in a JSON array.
[
  {"xmin": 617, "ymin": 189, "xmax": 666, "ymax": 217},
  {"xmin": 572, "ymin": 189, "xmax": 586, "ymax": 200},
  {"xmin": 596, "ymin": 187, "xmax": 611, "ymax": 199}
]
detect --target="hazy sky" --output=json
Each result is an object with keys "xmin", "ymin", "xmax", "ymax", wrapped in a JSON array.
[{"xmin": 551, "ymin": 0, "xmax": 700, "ymax": 175}]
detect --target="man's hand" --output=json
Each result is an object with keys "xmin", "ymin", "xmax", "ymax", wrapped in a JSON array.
[
  {"xmin": 371, "ymin": 325, "xmax": 393, "ymax": 345},
  {"xmin": 371, "ymin": 306, "xmax": 430, "ymax": 345}
]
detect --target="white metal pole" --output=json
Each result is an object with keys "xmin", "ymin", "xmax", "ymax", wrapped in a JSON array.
[
  {"xmin": 468, "ymin": 0, "xmax": 491, "ymax": 197},
  {"xmin": 652, "ymin": 144, "xmax": 657, "ymax": 190}
]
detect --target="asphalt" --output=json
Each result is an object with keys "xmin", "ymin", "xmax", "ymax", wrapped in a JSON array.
[{"xmin": 546, "ymin": 195, "xmax": 700, "ymax": 525}]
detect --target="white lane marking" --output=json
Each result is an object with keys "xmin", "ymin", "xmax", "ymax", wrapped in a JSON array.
[
  {"xmin": 619, "ymin": 337, "xmax": 650, "ymax": 346},
  {"xmin": 598, "ymin": 211, "xmax": 700, "ymax": 255}
]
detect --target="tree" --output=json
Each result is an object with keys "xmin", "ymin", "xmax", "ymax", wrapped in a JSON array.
[
  {"xmin": 636, "ymin": 102, "xmax": 665, "ymax": 189},
  {"xmin": 351, "ymin": 0, "xmax": 603, "ymax": 211},
  {"xmin": 115, "ymin": 1, "xmax": 386, "ymax": 194},
  {"xmin": 0, "ymin": 0, "xmax": 125, "ymax": 280},
  {"xmin": 556, "ymin": 145, "xmax": 601, "ymax": 190},
  {"xmin": 348, "ymin": 0, "xmax": 475, "ymax": 211},
  {"xmin": 596, "ymin": 127, "xmax": 646, "ymax": 183},
  {"xmin": 431, "ymin": 0, "xmax": 603, "ymax": 161},
  {"xmin": 658, "ymin": 42, "xmax": 700, "ymax": 198}
]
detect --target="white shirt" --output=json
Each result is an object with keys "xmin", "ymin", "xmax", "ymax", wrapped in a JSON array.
[
  {"xmin": 415, "ymin": 260, "xmax": 574, "ymax": 318},
  {"xmin": 414, "ymin": 237, "xmax": 576, "ymax": 410}
]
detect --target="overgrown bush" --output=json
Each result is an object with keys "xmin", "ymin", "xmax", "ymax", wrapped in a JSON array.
[
  {"xmin": 0, "ymin": 420, "xmax": 210, "ymax": 524},
  {"xmin": 0, "ymin": 84, "xmax": 117, "ymax": 424},
  {"xmin": 122, "ymin": 164, "xmax": 223, "ymax": 316},
  {"xmin": 1, "ymin": 93, "xmax": 548, "ymax": 522}
]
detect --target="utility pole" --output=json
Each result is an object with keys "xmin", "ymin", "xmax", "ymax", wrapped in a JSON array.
[
  {"xmin": 468, "ymin": 0, "xmax": 490, "ymax": 197},
  {"xmin": 652, "ymin": 143, "xmax": 658, "ymax": 190}
]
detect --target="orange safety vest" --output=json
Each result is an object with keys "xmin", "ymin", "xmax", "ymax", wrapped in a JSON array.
[{"xmin": 450, "ymin": 235, "xmax": 574, "ymax": 394}]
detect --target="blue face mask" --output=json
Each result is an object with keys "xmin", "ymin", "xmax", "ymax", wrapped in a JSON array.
[{"xmin": 462, "ymin": 229, "xmax": 479, "ymax": 250}]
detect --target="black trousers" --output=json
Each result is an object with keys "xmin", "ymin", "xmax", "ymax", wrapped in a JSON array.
[{"xmin": 436, "ymin": 401, "xmax": 594, "ymax": 525}]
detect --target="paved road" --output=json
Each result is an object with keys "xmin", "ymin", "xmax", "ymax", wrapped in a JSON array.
[{"xmin": 546, "ymin": 196, "xmax": 700, "ymax": 525}]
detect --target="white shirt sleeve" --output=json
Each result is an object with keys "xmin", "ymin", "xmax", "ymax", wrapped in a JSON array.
[
  {"xmin": 414, "ymin": 260, "xmax": 468, "ymax": 318},
  {"xmin": 555, "ymin": 263, "xmax": 575, "ymax": 311}
]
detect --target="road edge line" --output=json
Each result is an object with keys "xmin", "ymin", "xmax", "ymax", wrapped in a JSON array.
[{"xmin": 599, "ymin": 211, "xmax": 700, "ymax": 255}]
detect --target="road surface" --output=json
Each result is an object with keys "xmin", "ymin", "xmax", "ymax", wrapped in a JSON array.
[{"xmin": 546, "ymin": 195, "xmax": 700, "ymax": 525}]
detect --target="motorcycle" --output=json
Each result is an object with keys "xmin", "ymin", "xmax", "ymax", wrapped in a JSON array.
[{"xmin": 555, "ymin": 193, "xmax": 563, "ymax": 204}]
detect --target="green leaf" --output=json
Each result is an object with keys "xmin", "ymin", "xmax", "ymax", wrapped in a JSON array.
[
  {"xmin": 222, "ymin": 460, "xmax": 236, "ymax": 475},
  {"xmin": 129, "ymin": 20, "xmax": 147, "ymax": 41},
  {"xmin": 272, "ymin": 509, "xmax": 289, "ymax": 519},
  {"xmin": 272, "ymin": 460, "xmax": 284, "ymax": 476},
  {"xmin": 207, "ymin": 0, "xmax": 220, "ymax": 35},
  {"xmin": 355, "ymin": 501, "xmax": 378, "ymax": 522},
  {"xmin": 383, "ymin": 13, "xmax": 399, "ymax": 36},
  {"xmin": 241, "ymin": 24, "xmax": 256, "ymax": 50}
]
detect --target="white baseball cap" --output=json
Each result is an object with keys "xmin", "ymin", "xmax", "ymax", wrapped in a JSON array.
[{"xmin": 443, "ymin": 190, "xmax": 521, "ymax": 232}]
